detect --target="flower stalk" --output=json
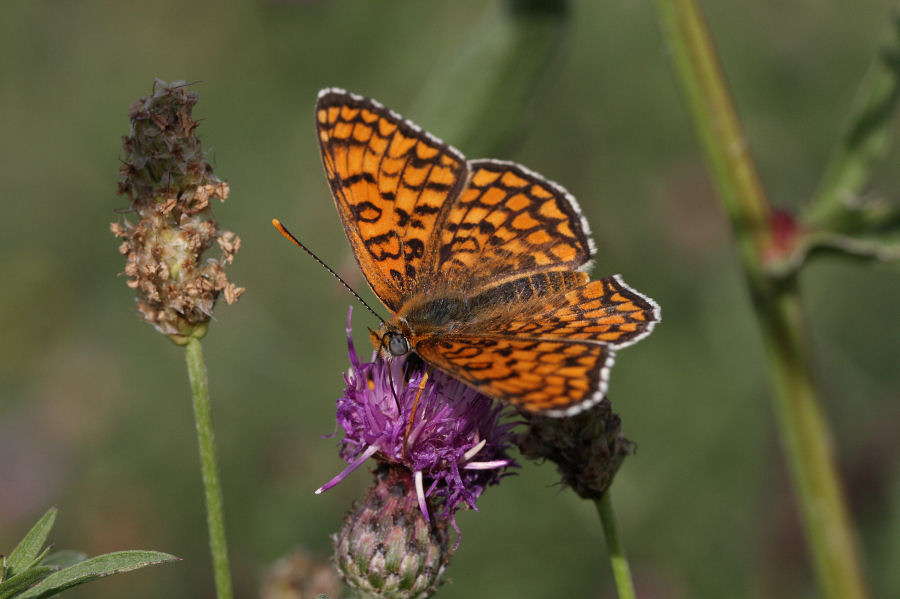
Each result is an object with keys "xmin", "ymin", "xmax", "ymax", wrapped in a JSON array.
[
  {"xmin": 596, "ymin": 494, "xmax": 636, "ymax": 599},
  {"xmin": 185, "ymin": 337, "xmax": 233, "ymax": 599},
  {"xmin": 517, "ymin": 400, "xmax": 636, "ymax": 596},
  {"xmin": 651, "ymin": 2, "xmax": 870, "ymax": 598}
]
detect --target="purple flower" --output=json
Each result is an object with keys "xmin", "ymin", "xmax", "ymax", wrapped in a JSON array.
[{"xmin": 317, "ymin": 308, "xmax": 519, "ymax": 525}]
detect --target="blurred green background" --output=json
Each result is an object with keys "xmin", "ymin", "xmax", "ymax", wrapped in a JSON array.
[{"xmin": 1, "ymin": 1, "xmax": 899, "ymax": 598}]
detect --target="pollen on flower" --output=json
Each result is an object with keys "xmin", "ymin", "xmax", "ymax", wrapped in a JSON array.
[{"xmin": 113, "ymin": 79, "xmax": 244, "ymax": 343}]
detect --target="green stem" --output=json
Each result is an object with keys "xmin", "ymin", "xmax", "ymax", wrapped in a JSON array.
[
  {"xmin": 596, "ymin": 493, "xmax": 637, "ymax": 599},
  {"xmin": 185, "ymin": 337, "xmax": 234, "ymax": 599},
  {"xmin": 760, "ymin": 279, "xmax": 869, "ymax": 599},
  {"xmin": 652, "ymin": 2, "xmax": 870, "ymax": 598}
]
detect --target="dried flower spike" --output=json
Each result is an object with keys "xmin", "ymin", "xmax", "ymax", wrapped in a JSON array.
[
  {"xmin": 517, "ymin": 399, "xmax": 633, "ymax": 500},
  {"xmin": 113, "ymin": 79, "xmax": 243, "ymax": 343}
]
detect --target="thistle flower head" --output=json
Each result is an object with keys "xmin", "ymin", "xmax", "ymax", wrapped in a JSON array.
[
  {"xmin": 112, "ymin": 79, "xmax": 243, "ymax": 343},
  {"xmin": 318, "ymin": 308, "xmax": 519, "ymax": 527},
  {"xmin": 517, "ymin": 398, "xmax": 633, "ymax": 499}
]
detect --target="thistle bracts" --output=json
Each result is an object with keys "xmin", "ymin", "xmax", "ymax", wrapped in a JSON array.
[{"xmin": 517, "ymin": 399, "xmax": 633, "ymax": 499}]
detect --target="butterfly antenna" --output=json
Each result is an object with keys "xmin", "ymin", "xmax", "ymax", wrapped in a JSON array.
[{"xmin": 272, "ymin": 219, "xmax": 385, "ymax": 324}]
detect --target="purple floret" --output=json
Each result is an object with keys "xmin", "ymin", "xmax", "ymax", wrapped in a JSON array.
[{"xmin": 317, "ymin": 308, "xmax": 519, "ymax": 524}]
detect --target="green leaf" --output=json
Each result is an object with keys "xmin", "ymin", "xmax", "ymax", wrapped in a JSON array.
[
  {"xmin": 5, "ymin": 509, "xmax": 57, "ymax": 579},
  {"xmin": 0, "ymin": 566, "xmax": 58, "ymax": 599},
  {"xmin": 15, "ymin": 551, "xmax": 178, "ymax": 599},
  {"xmin": 24, "ymin": 548, "xmax": 52, "ymax": 575},
  {"xmin": 809, "ymin": 9, "xmax": 900, "ymax": 228}
]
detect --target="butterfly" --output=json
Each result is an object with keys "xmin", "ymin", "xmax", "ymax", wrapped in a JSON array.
[{"xmin": 314, "ymin": 88, "xmax": 659, "ymax": 417}]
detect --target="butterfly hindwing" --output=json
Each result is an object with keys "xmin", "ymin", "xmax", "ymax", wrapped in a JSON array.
[
  {"xmin": 498, "ymin": 275, "xmax": 660, "ymax": 348},
  {"xmin": 316, "ymin": 89, "xmax": 468, "ymax": 312},
  {"xmin": 415, "ymin": 335, "xmax": 616, "ymax": 416},
  {"xmin": 413, "ymin": 274, "xmax": 658, "ymax": 414}
]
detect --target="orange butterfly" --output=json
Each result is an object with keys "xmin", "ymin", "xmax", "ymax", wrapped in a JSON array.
[{"xmin": 312, "ymin": 88, "xmax": 659, "ymax": 416}]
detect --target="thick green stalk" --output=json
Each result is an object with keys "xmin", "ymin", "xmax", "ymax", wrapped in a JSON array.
[
  {"xmin": 185, "ymin": 337, "xmax": 234, "ymax": 599},
  {"xmin": 652, "ymin": 1, "xmax": 870, "ymax": 598},
  {"xmin": 596, "ymin": 494, "xmax": 637, "ymax": 599}
]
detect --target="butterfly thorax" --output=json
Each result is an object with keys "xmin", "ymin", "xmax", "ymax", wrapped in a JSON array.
[{"xmin": 372, "ymin": 292, "xmax": 477, "ymax": 359}]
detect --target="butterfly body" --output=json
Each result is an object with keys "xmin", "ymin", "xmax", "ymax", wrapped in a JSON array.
[{"xmin": 317, "ymin": 88, "xmax": 660, "ymax": 416}]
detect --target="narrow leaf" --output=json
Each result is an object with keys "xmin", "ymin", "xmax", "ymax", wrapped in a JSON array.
[
  {"xmin": 5, "ymin": 509, "xmax": 57, "ymax": 578},
  {"xmin": 0, "ymin": 567, "xmax": 57, "ymax": 599},
  {"xmin": 23, "ymin": 547, "xmax": 53, "ymax": 574},
  {"xmin": 15, "ymin": 551, "xmax": 178, "ymax": 599},
  {"xmin": 809, "ymin": 8, "xmax": 900, "ymax": 228}
]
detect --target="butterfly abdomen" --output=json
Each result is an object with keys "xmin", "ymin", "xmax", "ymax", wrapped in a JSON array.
[{"xmin": 472, "ymin": 271, "xmax": 589, "ymax": 304}]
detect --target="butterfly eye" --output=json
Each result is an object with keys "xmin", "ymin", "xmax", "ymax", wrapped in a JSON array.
[{"xmin": 388, "ymin": 333, "xmax": 410, "ymax": 357}]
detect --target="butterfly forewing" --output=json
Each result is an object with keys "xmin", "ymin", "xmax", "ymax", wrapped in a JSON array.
[
  {"xmin": 316, "ymin": 89, "xmax": 468, "ymax": 312},
  {"xmin": 437, "ymin": 160, "xmax": 595, "ymax": 287}
]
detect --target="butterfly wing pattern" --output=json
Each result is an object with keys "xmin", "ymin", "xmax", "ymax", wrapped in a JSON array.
[
  {"xmin": 316, "ymin": 90, "xmax": 468, "ymax": 312},
  {"xmin": 316, "ymin": 88, "xmax": 660, "ymax": 416},
  {"xmin": 435, "ymin": 160, "xmax": 594, "ymax": 287},
  {"xmin": 414, "ymin": 275, "xmax": 658, "ymax": 415}
]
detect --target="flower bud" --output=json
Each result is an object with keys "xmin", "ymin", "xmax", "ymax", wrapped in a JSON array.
[
  {"xmin": 333, "ymin": 465, "xmax": 451, "ymax": 599},
  {"xmin": 517, "ymin": 399, "xmax": 633, "ymax": 499}
]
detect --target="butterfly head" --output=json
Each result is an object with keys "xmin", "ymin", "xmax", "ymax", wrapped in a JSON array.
[{"xmin": 370, "ymin": 320, "xmax": 413, "ymax": 360}]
